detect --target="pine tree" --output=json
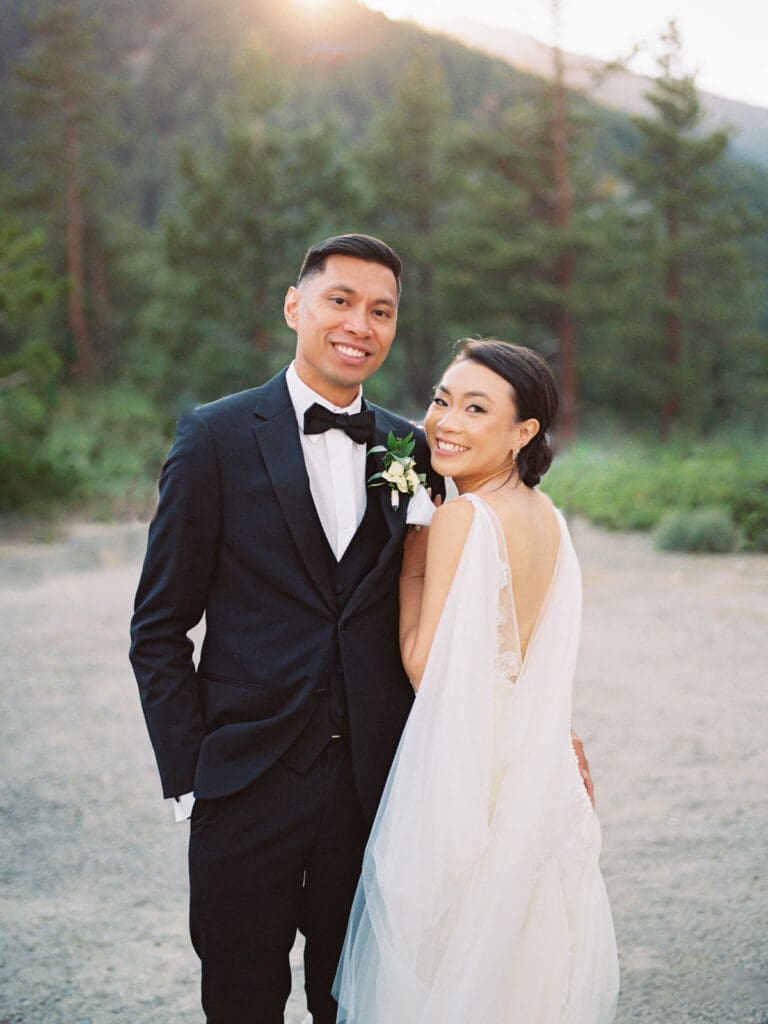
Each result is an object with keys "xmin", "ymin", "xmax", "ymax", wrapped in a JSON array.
[
  {"xmin": 132, "ymin": 53, "xmax": 358, "ymax": 404},
  {"xmin": 357, "ymin": 52, "xmax": 458, "ymax": 409},
  {"xmin": 445, "ymin": 44, "xmax": 592, "ymax": 439},
  {"xmin": 12, "ymin": 0, "xmax": 115, "ymax": 378},
  {"xmin": 549, "ymin": 0, "xmax": 578, "ymax": 440},
  {"xmin": 623, "ymin": 22, "xmax": 758, "ymax": 439}
]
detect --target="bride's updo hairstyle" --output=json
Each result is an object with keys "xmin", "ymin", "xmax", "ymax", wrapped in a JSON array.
[{"xmin": 454, "ymin": 339, "xmax": 559, "ymax": 487}]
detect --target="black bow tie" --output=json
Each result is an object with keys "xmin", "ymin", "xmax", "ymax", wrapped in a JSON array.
[{"xmin": 303, "ymin": 402, "xmax": 376, "ymax": 445}]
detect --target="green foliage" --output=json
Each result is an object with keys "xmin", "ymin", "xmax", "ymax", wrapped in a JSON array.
[
  {"xmin": 0, "ymin": 339, "xmax": 78, "ymax": 513},
  {"xmin": 127, "ymin": 54, "xmax": 359, "ymax": 405},
  {"xmin": 0, "ymin": 443, "xmax": 79, "ymax": 515},
  {"xmin": 615, "ymin": 21, "xmax": 766, "ymax": 438},
  {"xmin": 544, "ymin": 440, "xmax": 768, "ymax": 551},
  {"xmin": 357, "ymin": 51, "xmax": 459, "ymax": 406},
  {"xmin": 0, "ymin": 211, "xmax": 73, "ymax": 513},
  {"xmin": 10, "ymin": 0, "xmax": 124, "ymax": 375},
  {"xmin": 42, "ymin": 385, "xmax": 172, "ymax": 516},
  {"xmin": 0, "ymin": 218, "xmax": 59, "ymax": 329},
  {"xmin": 0, "ymin": 1, "xmax": 767, "ymax": 521},
  {"xmin": 654, "ymin": 507, "xmax": 738, "ymax": 553}
]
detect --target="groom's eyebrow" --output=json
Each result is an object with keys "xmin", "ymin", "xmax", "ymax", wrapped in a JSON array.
[{"xmin": 326, "ymin": 283, "xmax": 396, "ymax": 309}]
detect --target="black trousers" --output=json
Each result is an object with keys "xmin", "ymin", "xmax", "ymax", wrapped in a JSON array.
[{"xmin": 189, "ymin": 741, "xmax": 368, "ymax": 1024}]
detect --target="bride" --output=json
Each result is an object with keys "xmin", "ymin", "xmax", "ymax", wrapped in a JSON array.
[{"xmin": 334, "ymin": 339, "xmax": 619, "ymax": 1022}]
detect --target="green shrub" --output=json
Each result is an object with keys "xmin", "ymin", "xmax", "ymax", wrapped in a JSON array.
[
  {"xmin": 544, "ymin": 439, "xmax": 768, "ymax": 551},
  {"xmin": 0, "ymin": 444, "xmax": 80, "ymax": 514},
  {"xmin": 0, "ymin": 341, "xmax": 81, "ymax": 514},
  {"xmin": 46, "ymin": 387, "xmax": 171, "ymax": 491},
  {"xmin": 42, "ymin": 385, "xmax": 173, "ymax": 517},
  {"xmin": 654, "ymin": 508, "xmax": 739, "ymax": 553}
]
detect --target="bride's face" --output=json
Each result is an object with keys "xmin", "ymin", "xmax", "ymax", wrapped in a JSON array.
[{"xmin": 424, "ymin": 359, "xmax": 538, "ymax": 483}]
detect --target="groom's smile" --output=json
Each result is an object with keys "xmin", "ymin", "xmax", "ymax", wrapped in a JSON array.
[
  {"xmin": 284, "ymin": 254, "xmax": 398, "ymax": 407},
  {"xmin": 332, "ymin": 341, "xmax": 369, "ymax": 362}
]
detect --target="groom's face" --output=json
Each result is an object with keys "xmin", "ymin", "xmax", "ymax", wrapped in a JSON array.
[{"xmin": 284, "ymin": 255, "xmax": 398, "ymax": 407}]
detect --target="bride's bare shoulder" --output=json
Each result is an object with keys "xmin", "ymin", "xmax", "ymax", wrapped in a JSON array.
[{"xmin": 429, "ymin": 495, "xmax": 476, "ymax": 545}]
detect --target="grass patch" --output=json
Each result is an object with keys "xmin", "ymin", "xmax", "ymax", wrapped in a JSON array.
[{"xmin": 543, "ymin": 440, "xmax": 768, "ymax": 552}]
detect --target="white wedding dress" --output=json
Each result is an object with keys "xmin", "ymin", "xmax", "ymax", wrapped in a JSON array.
[{"xmin": 334, "ymin": 493, "xmax": 619, "ymax": 1023}]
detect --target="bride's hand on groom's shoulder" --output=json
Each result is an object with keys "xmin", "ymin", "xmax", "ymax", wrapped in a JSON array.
[{"xmin": 571, "ymin": 729, "xmax": 596, "ymax": 808}]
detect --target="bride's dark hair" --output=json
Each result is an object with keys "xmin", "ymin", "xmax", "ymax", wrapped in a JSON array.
[{"xmin": 453, "ymin": 338, "xmax": 559, "ymax": 487}]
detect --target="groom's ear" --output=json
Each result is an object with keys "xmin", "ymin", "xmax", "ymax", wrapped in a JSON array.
[{"xmin": 284, "ymin": 286, "xmax": 299, "ymax": 330}]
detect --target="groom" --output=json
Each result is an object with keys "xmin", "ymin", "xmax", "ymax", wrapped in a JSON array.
[{"xmin": 130, "ymin": 234, "xmax": 444, "ymax": 1023}]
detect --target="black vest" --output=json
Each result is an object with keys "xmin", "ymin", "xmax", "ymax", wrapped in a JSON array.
[{"xmin": 281, "ymin": 491, "xmax": 390, "ymax": 772}]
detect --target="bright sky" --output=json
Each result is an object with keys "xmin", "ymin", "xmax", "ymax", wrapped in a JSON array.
[{"xmin": 363, "ymin": 0, "xmax": 768, "ymax": 108}]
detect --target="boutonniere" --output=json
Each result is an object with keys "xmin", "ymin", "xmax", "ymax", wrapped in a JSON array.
[{"xmin": 368, "ymin": 431, "xmax": 427, "ymax": 510}]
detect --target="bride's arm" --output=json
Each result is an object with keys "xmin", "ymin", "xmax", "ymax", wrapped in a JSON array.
[{"xmin": 399, "ymin": 499, "xmax": 474, "ymax": 690}]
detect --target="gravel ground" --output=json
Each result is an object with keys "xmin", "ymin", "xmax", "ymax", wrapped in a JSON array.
[{"xmin": 0, "ymin": 517, "xmax": 766, "ymax": 1023}]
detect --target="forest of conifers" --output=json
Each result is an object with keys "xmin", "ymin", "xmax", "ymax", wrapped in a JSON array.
[{"xmin": 1, "ymin": 0, "xmax": 767, "ymax": 546}]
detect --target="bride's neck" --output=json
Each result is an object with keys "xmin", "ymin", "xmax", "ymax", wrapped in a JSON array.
[{"xmin": 455, "ymin": 462, "xmax": 519, "ymax": 496}]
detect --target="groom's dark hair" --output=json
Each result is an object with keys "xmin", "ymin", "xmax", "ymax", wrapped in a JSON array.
[{"xmin": 298, "ymin": 234, "xmax": 403, "ymax": 297}]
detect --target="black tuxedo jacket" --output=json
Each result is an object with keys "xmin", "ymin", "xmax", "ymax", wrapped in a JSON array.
[{"xmin": 129, "ymin": 369, "xmax": 442, "ymax": 822}]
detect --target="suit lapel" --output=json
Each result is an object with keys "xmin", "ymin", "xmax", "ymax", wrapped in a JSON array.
[
  {"xmin": 252, "ymin": 371, "xmax": 336, "ymax": 614},
  {"xmin": 342, "ymin": 410, "xmax": 410, "ymax": 622}
]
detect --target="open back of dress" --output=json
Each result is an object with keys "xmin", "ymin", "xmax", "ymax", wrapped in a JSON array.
[{"xmin": 335, "ymin": 494, "xmax": 619, "ymax": 1023}]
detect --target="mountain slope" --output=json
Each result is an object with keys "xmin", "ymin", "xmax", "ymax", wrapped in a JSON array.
[{"xmin": 430, "ymin": 17, "xmax": 768, "ymax": 167}]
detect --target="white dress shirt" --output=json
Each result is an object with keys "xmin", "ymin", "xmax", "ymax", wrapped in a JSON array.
[{"xmin": 285, "ymin": 361, "xmax": 368, "ymax": 560}]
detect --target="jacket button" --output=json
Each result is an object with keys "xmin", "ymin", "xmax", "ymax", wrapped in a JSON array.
[
  {"xmin": 333, "ymin": 583, "xmax": 345, "ymax": 594},
  {"xmin": 334, "ymin": 661, "xmax": 343, "ymax": 675},
  {"xmin": 335, "ymin": 706, "xmax": 346, "ymax": 717}
]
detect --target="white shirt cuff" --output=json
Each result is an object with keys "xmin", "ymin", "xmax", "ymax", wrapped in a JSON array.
[
  {"xmin": 406, "ymin": 485, "xmax": 436, "ymax": 527},
  {"xmin": 169, "ymin": 791, "xmax": 195, "ymax": 822}
]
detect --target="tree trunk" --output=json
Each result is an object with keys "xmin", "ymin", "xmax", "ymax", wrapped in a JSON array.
[
  {"xmin": 90, "ymin": 245, "xmax": 111, "ymax": 366},
  {"xmin": 409, "ymin": 260, "xmax": 438, "ymax": 409},
  {"xmin": 660, "ymin": 209, "xmax": 682, "ymax": 441},
  {"xmin": 550, "ymin": 6, "xmax": 577, "ymax": 442},
  {"xmin": 65, "ymin": 119, "xmax": 92, "ymax": 378}
]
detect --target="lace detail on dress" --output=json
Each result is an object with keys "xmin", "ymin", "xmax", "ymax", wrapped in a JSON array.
[
  {"xmin": 495, "ymin": 541, "xmax": 522, "ymax": 683},
  {"xmin": 459, "ymin": 492, "xmax": 523, "ymax": 684},
  {"xmin": 498, "ymin": 649, "xmax": 521, "ymax": 679}
]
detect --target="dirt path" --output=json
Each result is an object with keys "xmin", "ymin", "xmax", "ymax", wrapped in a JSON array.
[{"xmin": 0, "ymin": 519, "xmax": 766, "ymax": 1023}]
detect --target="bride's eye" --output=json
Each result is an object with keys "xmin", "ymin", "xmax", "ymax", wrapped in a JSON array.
[
  {"xmin": 467, "ymin": 403, "xmax": 486, "ymax": 414},
  {"xmin": 432, "ymin": 395, "xmax": 448, "ymax": 407}
]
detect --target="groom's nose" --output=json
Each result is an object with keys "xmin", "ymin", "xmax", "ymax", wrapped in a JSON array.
[{"xmin": 343, "ymin": 307, "xmax": 371, "ymax": 337}]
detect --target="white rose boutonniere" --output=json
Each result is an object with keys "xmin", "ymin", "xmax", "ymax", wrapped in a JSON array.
[{"xmin": 368, "ymin": 431, "xmax": 427, "ymax": 510}]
